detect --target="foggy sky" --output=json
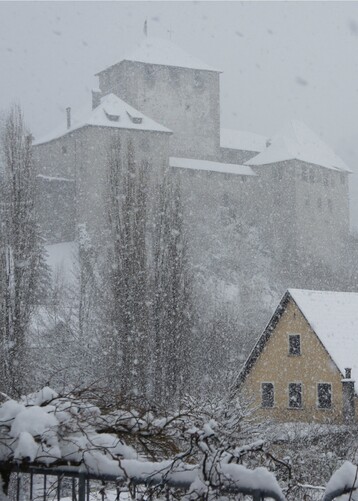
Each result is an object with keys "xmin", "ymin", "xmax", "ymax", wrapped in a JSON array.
[{"xmin": 1, "ymin": 1, "xmax": 358, "ymax": 227}]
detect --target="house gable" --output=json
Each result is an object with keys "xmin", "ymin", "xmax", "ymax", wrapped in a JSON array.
[{"xmin": 239, "ymin": 294, "xmax": 347, "ymax": 423}]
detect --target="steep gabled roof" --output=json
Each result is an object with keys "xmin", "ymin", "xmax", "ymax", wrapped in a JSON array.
[
  {"xmin": 96, "ymin": 37, "xmax": 221, "ymax": 75},
  {"xmin": 220, "ymin": 128, "xmax": 267, "ymax": 153},
  {"xmin": 289, "ymin": 289, "xmax": 358, "ymax": 390},
  {"xmin": 34, "ymin": 93, "xmax": 171, "ymax": 146},
  {"xmin": 237, "ymin": 289, "xmax": 358, "ymax": 392},
  {"xmin": 245, "ymin": 120, "xmax": 351, "ymax": 172}
]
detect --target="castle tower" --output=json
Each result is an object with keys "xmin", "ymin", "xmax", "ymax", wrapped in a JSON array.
[{"xmin": 95, "ymin": 37, "xmax": 221, "ymax": 160}]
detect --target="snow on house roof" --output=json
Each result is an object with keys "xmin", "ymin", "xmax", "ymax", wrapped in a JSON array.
[
  {"xmin": 220, "ymin": 128, "xmax": 267, "ymax": 153},
  {"xmin": 289, "ymin": 288, "xmax": 358, "ymax": 390},
  {"xmin": 169, "ymin": 157, "xmax": 256, "ymax": 176},
  {"xmin": 245, "ymin": 120, "xmax": 351, "ymax": 172},
  {"xmin": 34, "ymin": 94, "xmax": 171, "ymax": 145},
  {"xmin": 97, "ymin": 37, "xmax": 221, "ymax": 74}
]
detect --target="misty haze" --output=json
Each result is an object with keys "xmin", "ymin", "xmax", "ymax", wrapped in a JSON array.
[{"xmin": 1, "ymin": 2, "xmax": 358, "ymax": 500}]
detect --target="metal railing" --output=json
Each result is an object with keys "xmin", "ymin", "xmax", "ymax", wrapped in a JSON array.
[{"xmin": 1, "ymin": 462, "xmax": 286, "ymax": 501}]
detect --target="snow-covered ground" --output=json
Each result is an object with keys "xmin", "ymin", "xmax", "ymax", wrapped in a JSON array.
[{"xmin": 45, "ymin": 241, "xmax": 78, "ymax": 286}]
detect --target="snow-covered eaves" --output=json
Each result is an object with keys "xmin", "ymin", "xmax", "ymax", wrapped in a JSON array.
[
  {"xmin": 220, "ymin": 128, "xmax": 267, "ymax": 153},
  {"xmin": 34, "ymin": 94, "xmax": 172, "ymax": 146},
  {"xmin": 245, "ymin": 120, "xmax": 351, "ymax": 173},
  {"xmin": 37, "ymin": 175, "xmax": 74, "ymax": 183},
  {"xmin": 289, "ymin": 288, "xmax": 358, "ymax": 392},
  {"xmin": 96, "ymin": 37, "xmax": 221, "ymax": 75},
  {"xmin": 169, "ymin": 157, "xmax": 256, "ymax": 176}
]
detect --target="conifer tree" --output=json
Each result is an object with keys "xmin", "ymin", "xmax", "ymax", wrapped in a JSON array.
[
  {"xmin": 0, "ymin": 105, "xmax": 50, "ymax": 396},
  {"xmin": 104, "ymin": 137, "xmax": 150, "ymax": 398},
  {"xmin": 153, "ymin": 174, "xmax": 193, "ymax": 405}
]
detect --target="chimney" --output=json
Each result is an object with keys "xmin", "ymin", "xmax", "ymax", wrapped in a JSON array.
[
  {"xmin": 92, "ymin": 90, "xmax": 101, "ymax": 110},
  {"xmin": 342, "ymin": 368, "xmax": 355, "ymax": 423},
  {"xmin": 66, "ymin": 107, "xmax": 71, "ymax": 130}
]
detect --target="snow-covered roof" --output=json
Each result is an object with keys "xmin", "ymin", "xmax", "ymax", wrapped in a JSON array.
[
  {"xmin": 289, "ymin": 288, "xmax": 358, "ymax": 391},
  {"xmin": 37, "ymin": 174, "xmax": 74, "ymax": 183},
  {"xmin": 246, "ymin": 120, "xmax": 351, "ymax": 172},
  {"xmin": 34, "ymin": 94, "xmax": 171, "ymax": 145},
  {"xmin": 220, "ymin": 128, "xmax": 267, "ymax": 153},
  {"xmin": 97, "ymin": 37, "xmax": 221, "ymax": 74},
  {"xmin": 169, "ymin": 157, "xmax": 256, "ymax": 176}
]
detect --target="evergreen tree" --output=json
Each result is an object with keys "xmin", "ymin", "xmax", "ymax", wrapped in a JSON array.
[
  {"xmin": 103, "ymin": 137, "xmax": 150, "ymax": 398},
  {"xmin": 0, "ymin": 105, "xmax": 50, "ymax": 396},
  {"xmin": 153, "ymin": 174, "xmax": 193, "ymax": 405}
]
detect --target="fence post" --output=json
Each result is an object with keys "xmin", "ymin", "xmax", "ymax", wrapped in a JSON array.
[{"xmin": 78, "ymin": 465, "xmax": 86, "ymax": 501}]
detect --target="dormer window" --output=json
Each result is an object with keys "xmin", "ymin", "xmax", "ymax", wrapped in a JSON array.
[
  {"xmin": 289, "ymin": 334, "xmax": 301, "ymax": 356},
  {"xmin": 104, "ymin": 109, "xmax": 119, "ymax": 122},
  {"xmin": 126, "ymin": 111, "xmax": 142, "ymax": 124}
]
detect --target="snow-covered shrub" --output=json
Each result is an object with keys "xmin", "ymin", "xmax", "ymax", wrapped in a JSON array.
[{"xmin": 0, "ymin": 387, "xmax": 286, "ymax": 500}]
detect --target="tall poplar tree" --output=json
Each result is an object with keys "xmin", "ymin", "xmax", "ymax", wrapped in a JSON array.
[{"xmin": 0, "ymin": 105, "xmax": 49, "ymax": 396}]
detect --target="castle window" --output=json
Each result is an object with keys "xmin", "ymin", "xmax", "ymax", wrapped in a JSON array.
[
  {"xmin": 222, "ymin": 192, "xmax": 229, "ymax": 207},
  {"xmin": 328, "ymin": 199, "xmax": 333, "ymax": 213},
  {"xmin": 288, "ymin": 334, "xmax": 301, "ymax": 355},
  {"xmin": 62, "ymin": 145, "xmax": 67, "ymax": 154},
  {"xmin": 302, "ymin": 166, "xmax": 308, "ymax": 182},
  {"xmin": 340, "ymin": 173, "xmax": 345, "ymax": 185},
  {"xmin": 317, "ymin": 383, "xmax": 332, "ymax": 409},
  {"xmin": 309, "ymin": 168, "xmax": 315, "ymax": 183},
  {"xmin": 289, "ymin": 383, "xmax": 302, "ymax": 408},
  {"xmin": 261, "ymin": 383, "xmax": 274, "ymax": 408},
  {"xmin": 323, "ymin": 174, "xmax": 329, "ymax": 187},
  {"xmin": 145, "ymin": 65, "xmax": 156, "ymax": 87},
  {"xmin": 194, "ymin": 70, "xmax": 205, "ymax": 90}
]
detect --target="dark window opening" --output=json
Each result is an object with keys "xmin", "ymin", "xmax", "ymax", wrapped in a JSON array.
[
  {"xmin": 302, "ymin": 166, "xmax": 308, "ymax": 182},
  {"xmin": 194, "ymin": 70, "xmax": 205, "ymax": 90},
  {"xmin": 262, "ymin": 383, "xmax": 274, "ymax": 408},
  {"xmin": 289, "ymin": 383, "xmax": 302, "ymax": 408},
  {"xmin": 317, "ymin": 383, "xmax": 332, "ymax": 409},
  {"xmin": 289, "ymin": 334, "xmax": 301, "ymax": 355}
]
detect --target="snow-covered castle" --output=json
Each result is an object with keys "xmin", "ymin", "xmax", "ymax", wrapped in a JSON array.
[{"xmin": 33, "ymin": 37, "xmax": 350, "ymax": 274}]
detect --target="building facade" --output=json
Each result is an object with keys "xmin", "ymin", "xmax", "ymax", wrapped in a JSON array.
[
  {"xmin": 237, "ymin": 289, "xmax": 358, "ymax": 424},
  {"xmin": 33, "ymin": 37, "xmax": 351, "ymax": 275}
]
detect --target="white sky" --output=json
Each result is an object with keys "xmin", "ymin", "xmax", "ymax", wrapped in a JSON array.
[{"xmin": 1, "ymin": 1, "xmax": 358, "ymax": 226}]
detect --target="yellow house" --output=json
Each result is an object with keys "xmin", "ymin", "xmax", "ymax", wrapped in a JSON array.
[{"xmin": 237, "ymin": 289, "xmax": 358, "ymax": 424}]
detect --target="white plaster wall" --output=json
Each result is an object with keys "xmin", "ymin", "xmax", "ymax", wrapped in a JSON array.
[{"xmin": 99, "ymin": 61, "xmax": 220, "ymax": 160}]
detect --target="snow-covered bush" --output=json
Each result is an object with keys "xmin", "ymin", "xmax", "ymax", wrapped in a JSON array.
[{"xmin": 0, "ymin": 387, "xmax": 286, "ymax": 500}]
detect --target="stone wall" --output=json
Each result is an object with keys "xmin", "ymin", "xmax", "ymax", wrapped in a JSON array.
[{"xmin": 98, "ymin": 61, "xmax": 220, "ymax": 160}]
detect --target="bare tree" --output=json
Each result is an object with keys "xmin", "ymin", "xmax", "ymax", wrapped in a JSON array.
[{"xmin": 0, "ymin": 105, "xmax": 48, "ymax": 396}]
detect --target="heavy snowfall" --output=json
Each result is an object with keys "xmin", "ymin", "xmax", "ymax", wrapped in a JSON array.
[{"xmin": 1, "ymin": 2, "xmax": 358, "ymax": 500}]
